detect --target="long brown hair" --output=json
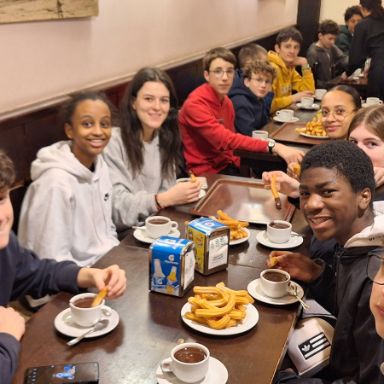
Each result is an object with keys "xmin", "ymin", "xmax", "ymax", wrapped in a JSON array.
[
  {"xmin": 348, "ymin": 105, "xmax": 384, "ymax": 141},
  {"xmin": 120, "ymin": 67, "xmax": 182, "ymax": 178}
]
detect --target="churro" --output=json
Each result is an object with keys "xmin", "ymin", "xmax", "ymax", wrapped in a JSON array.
[
  {"xmin": 91, "ymin": 287, "xmax": 108, "ymax": 307},
  {"xmin": 270, "ymin": 175, "xmax": 282, "ymax": 210},
  {"xmin": 215, "ymin": 211, "xmax": 249, "ymax": 241}
]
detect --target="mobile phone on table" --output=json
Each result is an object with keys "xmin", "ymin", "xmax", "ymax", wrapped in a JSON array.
[{"xmin": 24, "ymin": 362, "xmax": 99, "ymax": 384}]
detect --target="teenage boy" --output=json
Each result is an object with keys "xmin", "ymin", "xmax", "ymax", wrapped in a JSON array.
[
  {"xmin": 0, "ymin": 151, "xmax": 126, "ymax": 384},
  {"xmin": 229, "ymin": 45, "xmax": 275, "ymax": 136},
  {"xmin": 178, "ymin": 47, "xmax": 303, "ymax": 176},
  {"xmin": 307, "ymin": 20, "xmax": 348, "ymax": 89},
  {"xmin": 269, "ymin": 141, "xmax": 384, "ymax": 383},
  {"xmin": 267, "ymin": 27, "xmax": 315, "ymax": 112},
  {"xmin": 335, "ymin": 5, "xmax": 363, "ymax": 55}
]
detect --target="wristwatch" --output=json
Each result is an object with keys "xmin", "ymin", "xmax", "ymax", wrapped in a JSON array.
[{"xmin": 268, "ymin": 139, "xmax": 276, "ymax": 153}]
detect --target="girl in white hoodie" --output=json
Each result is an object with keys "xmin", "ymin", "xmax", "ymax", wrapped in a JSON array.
[{"xmin": 18, "ymin": 92, "xmax": 119, "ymax": 267}]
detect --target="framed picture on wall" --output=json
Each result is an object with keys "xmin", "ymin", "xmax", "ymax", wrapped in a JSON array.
[{"xmin": 0, "ymin": 0, "xmax": 98, "ymax": 24}]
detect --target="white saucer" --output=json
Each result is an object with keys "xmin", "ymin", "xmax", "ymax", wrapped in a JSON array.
[
  {"xmin": 199, "ymin": 189, "xmax": 206, "ymax": 199},
  {"xmin": 230, "ymin": 227, "xmax": 250, "ymax": 246},
  {"xmin": 297, "ymin": 103, "xmax": 320, "ymax": 110},
  {"xmin": 54, "ymin": 306, "xmax": 119, "ymax": 338},
  {"xmin": 256, "ymin": 230, "xmax": 303, "ymax": 249},
  {"xmin": 273, "ymin": 116, "xmax": 299, "ymax": 123},
  {"xmin": 247, "ymin": 279, "xmax": 304, "ymax": 306},
  {"xmin": 133, "ymin": 228, "xmax": 181, "ymax": 244},
  {"xmin": 362, "ymin": 102, "xmax": 382, "ymax": 108},
  {"xmin": 181, "ymin": 303, "xmax": 258, "ymax": 336},
  {"xmin": 156, "ymin": 356, "xmax": 228, "ymax": 384},
  {"xmin": 176, "ymin": 177, "xmax": 208, "ymax": 189}
]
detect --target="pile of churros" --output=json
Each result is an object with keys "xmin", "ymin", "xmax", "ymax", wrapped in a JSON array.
[
  {"xmin": 295, "ymin": 112, "xmax": 327, "ymax": 137},
  {"xmin": 213, "ymin": 210, "xmax": 249, "ymax": 241},
  {"xmin": 184, "ymin": 282, "xmax": 254, "ymax": 329}
]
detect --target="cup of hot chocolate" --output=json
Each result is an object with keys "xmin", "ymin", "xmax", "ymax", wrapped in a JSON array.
[
  {"xmin": 260, "ymin": 269, "xmax": 291, "ymax": 298},
  {"xmin": 161, "ymin": 342, "xmax": 209, "ymax": 383},
  {"xmin": 69, "ymin": 292, "xmax": 104, "ymax": 327},
  {"xmin": 145, "ymin": 216, "xmax": 178, "ymax": 239},
  {"xmin": 266, "ymin": 220, "xmax": 292, "ymax": 243}
]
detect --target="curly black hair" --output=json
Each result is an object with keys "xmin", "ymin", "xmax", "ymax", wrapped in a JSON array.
[{"xmin": 301, "ymin": 140, "xmax": 375, "ymax": 196}]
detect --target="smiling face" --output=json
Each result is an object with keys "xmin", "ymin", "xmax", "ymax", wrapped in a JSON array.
[
  {"xmin": 299, "ymin": 167, "xmax": 371, "ymax": 245},
  {"xmin": 65, "ymin": 99, "xmax": 112, "ymax": 168},
  {"xmin": 275, "ymin": 38, "xmax": 301, "ymax": 66},
  {"xmin": 204, "ymin": 58, "xmax": 235, "ymax": 100},
  {"xmin": 132, "ymin": 81, "xmax": 170, "ymax": 140},
  {"xmin": 321, "ymin": 90, "xmax": 358, "ymax": 139},
  {"xmin": 0, "ymin": 188, "xmax": 13, "ymax": 249},
  {"xmin": 349, "ymin": 123, "xmax": 384, "ymax": 167}
]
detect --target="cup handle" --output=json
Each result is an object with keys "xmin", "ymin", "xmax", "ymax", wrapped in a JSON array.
[
  {"xmin": 160, "ymin": 358, "xmax": 173, "ymax": 374},
  {"xmin": 171, "ymin": 221, "xmax": 178, "ymax": 230}
]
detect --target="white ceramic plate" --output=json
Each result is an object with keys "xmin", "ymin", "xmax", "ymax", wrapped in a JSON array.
[
  {"xmin": 133, "ymin": 228, "xmax": 180, "ymax": 244},
  {"xmin": 181, "ymin": 303, "xmax": 258, "ymax": 336},
  {"xmin": 230, "ymin": 227, "xmax": 250, "ymax": 246},
  {"xmin": 299, "ymin": 132, "xmax": 329, "ymax": 140},
  {"xmin": 54, "ymin": 306, "xmax": 119, "ymax": 338},
  {"xmin": 296, "ymin": 103, "xmax": 320, "ymax": 110},
  {"xmin": 256, "ymin": 230, "xmax": 303, "ymax": 249},
  {"xmin": 176, "ymin": 177, "xmax": 208, "ymax": 189},
  {"xmin": 273, "ymin": 116, "xmax": 299, "ymax": 124},
  {"xmin": 156, "ymin": 356, "xmax": 228, "ymax": 384},
  {"xmin": 247, "ymin": 279, "xmax": 304, "ymax": 306}
]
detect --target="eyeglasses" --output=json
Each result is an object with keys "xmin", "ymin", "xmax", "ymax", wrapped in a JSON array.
[
  {"xmin": 250, "ymin": 77, "xmax": 272, "ymax": 85},
  {"xmin": 367, "ymin": 250, "xmax": 384, "ymax": 284},
  {"xmin": 320, "ymin": 108, "xmax": 356, "ymax": 119},
  {"xmin": 209, "ymin": 68, "xmax": 235, "ymax": 79}
]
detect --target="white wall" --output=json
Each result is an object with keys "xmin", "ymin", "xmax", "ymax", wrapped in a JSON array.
[
  {"xmin": 320, "ymin": 0, "xmax": 360, "ymax": 23},
  {"xmin": 0, "ymin": 0, "xmax": 298, "ymax": 116}
]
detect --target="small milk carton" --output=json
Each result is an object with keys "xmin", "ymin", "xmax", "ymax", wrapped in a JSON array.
[
  {"xmin": 149, "ymin": 236, "xmax": 195, "ymax": 297},
  {"xmin": 186, "ymin": 217, "xmax": 229, "ymax": 275}
]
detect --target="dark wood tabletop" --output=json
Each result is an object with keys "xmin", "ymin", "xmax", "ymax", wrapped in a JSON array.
[{"xmin": 12, "ymin": 175, "xmax": 310, "ymax": 384}]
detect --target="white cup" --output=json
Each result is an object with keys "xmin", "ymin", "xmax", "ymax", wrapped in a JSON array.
[
  {"xmin": 69, "ymin": 293, "xmax": 104, "ymax": 327},
  {"xmin": 266, "ymin": 220, "xmax": 292, "ymax": 243},
  {"xmin": 161, "ymin": 342, "xmax": 209, "ymax": 383},
  {"xmin": 275, "ymin": 109, "xmax": 294, "ymax": 122},
  {"xmin": 145, "ymin": 216, "xmax": 178, "ymax": 239},
  {"xmin": 366, "ymin": 97, "xmax": 383, "ymax": 106},
  {"xmin": 301, "ymin": 96, "xmax": 314, "ymax": 108},
  {"xmin": 260, "ymin": 269, "xmax": 291, "ymax": 298},
  {"xmin": 252, "ymin": 130, "xmax": 269, "ymax": 140},
  {"xmin": 315, "ymin": 89, "xmax": 327, "ymax": 100}
]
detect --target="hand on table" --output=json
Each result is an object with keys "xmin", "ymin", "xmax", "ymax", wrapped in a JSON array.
[
  {"xmin": 273, "ymin": 143, "xmax": 304, "ymax": 165},
  {"xmin": 0, "ymin": 306, "xmax": 25, "ymax": 341},
  {"xmin": 157, "ymin": 180, "xmax": 202, "ymax": 207},
  {"xmin": 267, "ymin": 251, "xmax": 323, "ymax": 283},
  {"xmin": 77, "ymin": 264, "xmax": 126, "ymax": 299},
  {"xmin": 262, "ymin": 170, "xmax": 300, "ymax": 198}
]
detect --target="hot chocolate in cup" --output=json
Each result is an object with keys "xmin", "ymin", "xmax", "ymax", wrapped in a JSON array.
[
  {"xmin": 145, "ymin": 215, "xmax": 178, "ymax": 239},
  {"xmin": 315, "ymin": 89, "xmax": 327, "ymax": 100},
  {"xmin": 161, "ymin": 342, "xmax": 209, "ymax": 383},
  {"xmin": 301, "ymin": 96, "xmax": 314, "ymax": 108},
  {"xmin": 366, "ymin": 97, "xmax": 383, "ymax": 106},
  {"xmin": 266, "ymin": 220, "xmax": 292, "ymax": 243},
  {"xmin": 260, "ymin": 269, "xmax": 291, "ymax": 298},
  {"xmin": 252, "ymin": 130, "xmax": 269, "ymax": 140},
  {"xmin": 276, "ymin": 109, "xmax": 294, "ymax": 121},
  {"xmin": 69, "ymin": 292, "xmax": 104, "ymax": 327}
]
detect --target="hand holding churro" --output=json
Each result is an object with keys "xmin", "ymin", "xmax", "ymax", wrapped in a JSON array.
[{"xmin": 184, "ymin": 282, "xmax": 254, "ymax": 329}]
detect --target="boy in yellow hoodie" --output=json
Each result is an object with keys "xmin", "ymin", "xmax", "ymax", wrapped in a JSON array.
[{"xmin": 268, "ymin": 27, "xmax": 315, "ymax": 112}]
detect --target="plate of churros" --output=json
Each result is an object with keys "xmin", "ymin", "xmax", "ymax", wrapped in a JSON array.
[{"xmin": 181, "ymin": 282, "xmax": 259, "ymax": 336}]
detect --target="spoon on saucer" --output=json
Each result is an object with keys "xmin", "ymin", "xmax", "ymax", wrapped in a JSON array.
[{"xmin": 66, "ymin": 319, "xmax": 109, "ymax": 346}]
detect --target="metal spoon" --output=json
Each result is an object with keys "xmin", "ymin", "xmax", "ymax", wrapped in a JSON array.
[
  {"xmin": 67, "ymin": 319, "xmax": 109, "ymax": 346},
  {"xmin": 288, "ymin": 284, "xmax": 309, "ymax": 310}
]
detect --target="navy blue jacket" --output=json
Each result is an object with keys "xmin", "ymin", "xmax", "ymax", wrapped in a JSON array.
[{"xmin": 228, "ymin": 70, "xmax": 273, "ymax": 136}]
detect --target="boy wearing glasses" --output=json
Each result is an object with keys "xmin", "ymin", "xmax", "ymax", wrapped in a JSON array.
[
  {"xmin": 229, "ymin": 60, "xmax": 276, "ymax": 136},
  {"xmin": 269, "ymin": 141, "xmax": 384, "ymax": 383},
  {"xmin": 178, "ymin": 47, "xmax": 303, "ymax": 176},
  {"xmin": 268, "ymin": 27, "xmax": 315, "ymax": 113}
]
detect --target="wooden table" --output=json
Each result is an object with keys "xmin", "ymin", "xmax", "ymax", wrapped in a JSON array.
[
  {"xmin": 13, "ymin": 175, "xmax": 309, "ymax": 384},
  {"xmin": 235, "ymin": 107, "xmax": 317, "ymax": 177}
]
